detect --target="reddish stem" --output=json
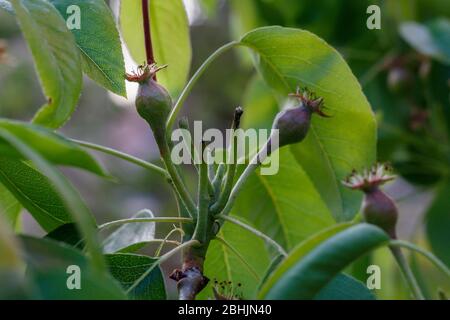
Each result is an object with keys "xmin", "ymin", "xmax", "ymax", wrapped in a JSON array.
[{"xmin": 142, "ymin": 0, "xmax": 156, "ymax": 80}]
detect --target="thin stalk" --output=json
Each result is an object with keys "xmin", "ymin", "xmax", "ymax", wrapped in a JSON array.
[
  {"xmin": 390, "ymin": 240, "xmax": 450, "ymax": 278},
  {"xmin": 142, "ymin": 0, "xmax": 155, "ymax": 74},
  {"xmin": 216, "ymin": 214, "xmax": 287, "ymax": 257},
  {"xmin": 214, "ymin": 236, "xmax": 260, "ymax": 281},
  {"xmin": 390, "ymin": 246, "xmax": 425, "ymax": 300},
  {"xmin": 193, "ymin": 143, "xmax": 211, "ymax": 244},
  {"xmin": 155, "ymin": 227, "xmax": 185, "ymax": 257},
  {"xmin": 160, "ymin": 141, "xmax": 197, "ymax": 217},
  {"xmin": 219, "ymin": 141, "xmax": 270, "ymax": 217},
  {"xmin": 166, "ymin": 41, "xmax": 240, "ymax": 131},
  {"xmin": 98, "ymin": 217, "xmax": 193, "ymax": 231},
  {"xmin": 126, "ymin": 240, "xmax": 200, "ymax": 294},
  {"xmin": 71, "ymin": 139, "xmax": 168, "ymax": 177}
]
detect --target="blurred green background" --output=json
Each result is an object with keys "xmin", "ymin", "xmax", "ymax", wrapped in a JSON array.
[{"xmin": 0, "ymin": 0, "xmax": 449, "ymax": 299}]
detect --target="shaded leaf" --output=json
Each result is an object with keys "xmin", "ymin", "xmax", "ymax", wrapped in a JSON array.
[
  {"xmin": 0, "ymin": 119, "xmax": 107, "ymax": 176},
  {"xmin": 240, "ymin": 26, "xmax": 377, "ymax": 221},
  {"xmin": 0, "ymin": 157, "xmax": 73, "ymax": 232},
  {"xmin": 314, "ymin": 273, "xmax": 376, "ymax": 300},
  {"xmin": 120, "ymin": 0, "xmax": 191, "ymax": 97},
  {"xmin": 260, "ymin": 223, "xmax": 389, "ymax": 299},
  {"xmin": 10, "ymin": 0, "xmax": 82, "ymax": 129},
  {"xmin": 103, "ymin": 209, "xmax": 155, "ymax": 254},
  {"xmin": 48, "ymin": 0, "xmax": 126, "ymax": 96},
  {"xmin": 426, "ymin": 182, "xmax": 450, "ymax": 267},
  {"xmin": 45, "ymin": 223, "xmax": 83, "ymax": 249},
  {"xmin": 0, "ymin": 128, "xmax": 104, "ymax": 271},
  {"xmin": 106, "ymin": 253, "xmax": 166, "ymax": 300},
  {"xmin": 20, "ymin": 236, "xmax": 126, "ymax": 299}
]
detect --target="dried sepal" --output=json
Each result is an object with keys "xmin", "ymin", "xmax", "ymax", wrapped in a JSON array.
[
  {"xmin": 289, "ymin": 86, "xmax": 330, "ymax": 117},
  {"xmin": 125, "ymin": 63, "xmax": 167, "ymax": 83},
  {"xmin": 342, "ymin": 163, "xmax": 396, "ymax": 192}
]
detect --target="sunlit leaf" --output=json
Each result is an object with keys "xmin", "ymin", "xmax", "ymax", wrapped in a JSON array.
[
  {"xmin": 120, "ymin": 0, "xmax": 191, "ymax": 97},
  {"xmin": 240, "ymin": 26, "xmax": 377, "ymax": 221},
  {"xmin": 48, "ymin": 0, "xmax": 126, "ymax": 96}
]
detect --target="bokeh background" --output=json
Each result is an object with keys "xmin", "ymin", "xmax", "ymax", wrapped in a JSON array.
[{"xmin": 0, "ymin": 0, "xmax": 449, "ymax": 299}]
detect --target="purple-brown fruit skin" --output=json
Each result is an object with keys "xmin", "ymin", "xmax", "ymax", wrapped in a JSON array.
[
  {"xmin": 135, "ymin": 79, "xmax": 172, "ymax": 148},
  {"xmin": 362, "ymin": 188, "xmax": 398, "ymax": 238},
  {"xmin": 272, "ymin": 106, "xmax": 312, "ymax": 148}
]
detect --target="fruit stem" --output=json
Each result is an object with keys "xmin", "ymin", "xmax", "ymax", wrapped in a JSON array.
[
  {"xmin": 142, "ymin": 0, "xmax": 156, "ymax": 77},
  {"xmin": 390, "ymin": 246, "xmax": 425, "ymax": 300},
  {"xmin": 160, "ymin": 141, "xmax": 197, "ymax": 218},
  {"xmin": 389, "ymin": 240, "xmax": 450, "ymax": 278},
  {"xmin": 167, "ymin": 41, "xmax": 240, "ymax": 132}
]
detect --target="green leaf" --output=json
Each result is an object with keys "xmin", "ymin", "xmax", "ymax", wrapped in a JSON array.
[
  {"xmin": 45, "ymin": 223, "xmax": 83, "ymax": 249},
  {"xmin": 240, "ymin": 26, "xmax": 377, "ymax": 221},
  {"xmin": 20, "ymin": 236, "xmax": 126, "ymax": 299},
  {"xmin": 106, "ymin": 253, "xmax": 166, "ymax": 300},
  {"xmin": 426, "ymin": 182, "xmax": 450, "ymax": 267},
  {"xmin": 258, "ymin": 254, "xmax": 284, "ymax": 292},
  {"xmin": 10, "ymin": 0, "xmax": 82, "ymax": 129},
  {"xmin": 197, "ymin": 219, "xmax": 271, "ymax": 300},
  {"xmin": 120, "ymin": 0, "xmax": 192, "ymax": 97},
  {"xmin": 260, "ymin": 223, "xmax": 389, "ymax": 299},
  {"xmin": 314, "ymin": 273, "xmax": 376, "ymax": 300},
  {"xmin": 400, "ymin": 18, "xmax": 450, "ymax": 65},
  {"xmin": 233, "ymin": 149, "xmax": 334, "ymax": 249},
  {"xmin": 0, "ymin": 128, "xmax": 105, "ymax": 271},
  {"xmin": 259, "ymin": 222, "xmax": 354, "ymax": 298},
  {"xmin": 48, "ymin": 0, "xmax": 126, "ymax": 96},
  {"xmin": 102, "ymin": 210, "xmax": 155, "ymax": 254},
  {"xmin": 0, "ymin": 157, "xmax": 73, "ymax": 232},
  {"xmin": 0, "ymin": 182, "xmax": 21, "ymax": 228},
  {"xmin": 0, "ymin": 119, "xmax": 107, "ymax": 176}
]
